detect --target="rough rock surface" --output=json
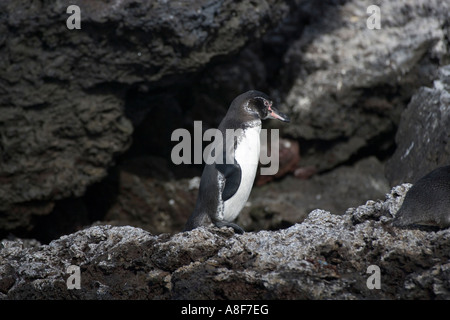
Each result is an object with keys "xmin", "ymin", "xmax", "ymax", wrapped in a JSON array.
[
  {"xmin": 281, "ymin": 0, "xmax": 449, "ymax": 171},
  {"xmin": 0, "ymin": 0, "xmax": 289, "ymax": 230},
  {"xmin": 0, "ymin": 93, "xmax": 133, "ymax": 230},
  {"xmin": 2, "ymin": 184, "xmax": 449, "ymax": 300},
  {"xmin": 385, "ymin": 65, "xmax": 450, "ymax": 186}
]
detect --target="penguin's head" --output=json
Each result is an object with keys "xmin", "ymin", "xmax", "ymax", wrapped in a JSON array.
[{"xmin": 235, "ymin": 90, "xmax": 290, "ymax": 123}]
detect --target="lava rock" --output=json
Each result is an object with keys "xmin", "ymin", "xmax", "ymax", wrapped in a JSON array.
[
  {"xmin": 280, "ymin": 0, "xmax": 449, "ymax": 171},
  {"xmin": 0, "ymin": 0, "xmax": 289, "ymax": 231},
  {"xmin": 385, "ymin": 65, "xmax": 450, "ymax": 185},
  {"xmin": 0, "ymin": 92, "xmax": 133, "ymax": 230},
  {"xmin": 1, "ymin": 184, "xmax": 450, "ymax": 299}
]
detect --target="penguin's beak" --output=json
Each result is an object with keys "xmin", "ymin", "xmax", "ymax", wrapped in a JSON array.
[{"xmin": 267, "ymin": 105, "xmax": 290, "ymax": 122}]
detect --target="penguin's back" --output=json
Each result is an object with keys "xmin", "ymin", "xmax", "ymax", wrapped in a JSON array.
[{"xmin": 184, "ymin": 163, "xmax": 221, "ymax": 231}]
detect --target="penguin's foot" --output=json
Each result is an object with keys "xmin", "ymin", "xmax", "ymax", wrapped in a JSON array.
[{"xmin": 214, "ymin": 220, "xmax": 245, "ymax": 234}]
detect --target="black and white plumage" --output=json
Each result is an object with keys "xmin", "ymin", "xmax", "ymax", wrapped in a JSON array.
[{"xmin": 184, "ymin": 90, "xmax": 290, "ymax": 233}]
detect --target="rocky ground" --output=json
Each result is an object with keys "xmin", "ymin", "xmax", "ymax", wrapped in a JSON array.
[
  {"xmin": 0, "ymin": 0, "xmax": 450, "ymax": 299},
  {"xmin": 1, "ymin": 184, "xmax": 449, "ymax": 299}
]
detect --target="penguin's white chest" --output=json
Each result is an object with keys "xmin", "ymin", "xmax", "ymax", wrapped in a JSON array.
[{"xmin": 222, "ymin": 125, "xmax": 261, "ymax": 222}]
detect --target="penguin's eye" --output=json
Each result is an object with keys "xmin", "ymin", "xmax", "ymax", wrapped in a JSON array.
[{"xmin": 264, "ymin": 100, "xmax": 270, "ymax": 107}]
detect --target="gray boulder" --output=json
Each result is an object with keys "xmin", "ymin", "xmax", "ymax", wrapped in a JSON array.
[
  {"xmin": 280, "ymin": 0, "xmax": 449, "ymax": 171},
  {"xmin": 385, "ymin": 65, "xmax": 450, "ymax": 185}
]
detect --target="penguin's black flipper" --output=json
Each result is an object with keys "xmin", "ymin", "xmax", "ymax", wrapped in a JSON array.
[{"xmin": 216, "ymin": 162, "xmax": 242, "ymax": 201}]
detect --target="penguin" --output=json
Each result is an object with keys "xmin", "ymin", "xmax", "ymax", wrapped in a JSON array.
[
  {"xmin": 184, "ymin": 90, "xmax": 290, "ymax": 233},
  {"xmin": 392, "ymin": 165, "xmax": 450, "ymax": 229}
]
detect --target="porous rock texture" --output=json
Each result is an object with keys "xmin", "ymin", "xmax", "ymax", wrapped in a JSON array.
[
  {"xmin": 1, "ymin": 184, "xmax": 449, "ymax": 300},
  {"xmin": 281, "ymin": 0, "xmax": 449, "ymax": 171}
]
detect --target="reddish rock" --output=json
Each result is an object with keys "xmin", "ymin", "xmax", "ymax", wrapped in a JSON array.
[{"xmin": 256, "ymin": 138, "xmax": 300, "ymax": 186}]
